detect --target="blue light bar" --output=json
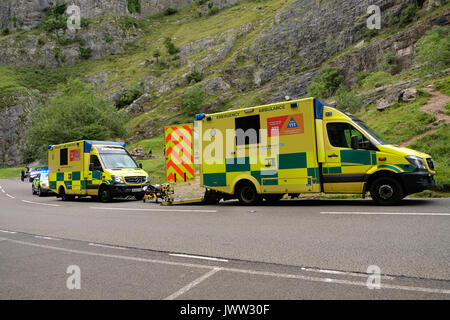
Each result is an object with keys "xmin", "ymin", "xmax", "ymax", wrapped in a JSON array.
[
  {"xmin": 84, "ymin": 141, "xmax": 126, "ymax": 153},
  {"xmin": 196, "ymin": 113, "xmax": 206, "ymax": 120}
]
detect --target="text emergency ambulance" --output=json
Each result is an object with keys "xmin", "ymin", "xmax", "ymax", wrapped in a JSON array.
[
  {"xmin": 170, "ymin": 97, "xmax": 435, "ymax": 205},
  {"xmin": 48, "ymin": 140, "xmax": 150, "ymax": 202}
]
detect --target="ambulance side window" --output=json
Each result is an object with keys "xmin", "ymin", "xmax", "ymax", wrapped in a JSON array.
[
  {"xmin": 235, "ymin": 115, "xmax": 260, "ymax": 145},
  {"xmin": 60, "ymin": 148, "xmax": 68, "ymax": 166},
  {"xmin": 327, "ymin": 123, "xmax": 370, "ymax": 149},
  {"xmin": 90, "ymin": 155, "xmax": 102, "ymax": 171}
]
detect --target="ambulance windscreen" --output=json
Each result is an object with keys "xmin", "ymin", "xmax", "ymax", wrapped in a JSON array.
[{"xmin": 97, "ymin": 147, "xmax": 139, "ymax": 169}]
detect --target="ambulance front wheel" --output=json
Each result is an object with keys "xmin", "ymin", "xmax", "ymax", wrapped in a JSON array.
[
  {"xmin": 99, "ymin": 186, "xmax": 112, "ymax": 203},
  {"xmin": 236, "ymin": 182, "xmax": 261, "ymax": 206},
  {"xmin": 135, "ymin": 193, "xmax": 145, "ymax": 201},
  {"xmin": 370, "ymin": 177, "xmax": 405, "ymax": 205}
]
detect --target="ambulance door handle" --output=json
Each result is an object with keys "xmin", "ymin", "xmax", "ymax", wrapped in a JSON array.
[{"xmin": 328, "ymin": 154, "xmax": 338, "ymax": 158}]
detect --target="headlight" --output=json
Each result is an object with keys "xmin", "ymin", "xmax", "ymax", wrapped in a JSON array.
[
  {"xmin": 405, "ymin": 156, "xmax": 426, "ymax": 170},
  {"xmin": 112, "ymin": 175, "xmax": 124, "ymax": 183}
]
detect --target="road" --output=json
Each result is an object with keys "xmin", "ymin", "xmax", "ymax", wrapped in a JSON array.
[{"xmin": 0, "ymin": 178, "xmax": 449, "ymax": 299}]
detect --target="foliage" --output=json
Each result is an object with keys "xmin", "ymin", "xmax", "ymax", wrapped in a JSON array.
[
  {"xmin": 360, "ymin": 72, "xmax": 393, "ymax": 91},
  {"xmin": 163, "ymin": 8, "xmax": 178, "ymax": 16},
  {"xmin": 208, "ymin": 7, "xmax": 220, "ymax": 16},
  {"xmin": 127, "ymin": 0, "xmax": 141, "ymax": 14},
  {"xmin": 79, "ymin": 47, "xmax": 93, "ymax": 60},
  {"xmin": 434, "ymin": 75, "xmax": 450, "ymax": 96},
  {"xmin": 25, "ymin": 79, "xmax": 128, "ymax": 161},
  {"xmin": 1, "ymin": 28, "xmax": 10, "ymax": 36},
  {"xmin": 115, "ymin": 84, "xmax": 143, "ymax": 109},
  {"xmin": 415, "ymin": 26, "xmax": 450, "ymax": 74},
  {"xmin": 334, "ymin": 87, "xmax": 364, "ymax": 113},
  {"xmin": 182, "ymin": 85, "xmax": 205, "ymax": 115},
  {"xmin": 164, "ymin": 37, "xmax": 180, "ymax": 55},
  {"xmin": 409, "ymin": 124, "xmax": 450, "ymax": 191},
  {"xmin": 187, "ymin": 71, "xmax": 203, "ymax": 83},
  {"xmin": 307, "ymin": 66, "xmax": 343, "ymax": 99},
  {"xmin": 379, "ymin": 50, "xmax": 398, "ymax": 75},
  {"xmin": 39, "ymin": 2, "xmax": 67, "ymax": 33}
]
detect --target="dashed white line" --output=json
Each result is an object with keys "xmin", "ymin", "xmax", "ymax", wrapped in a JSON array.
[
  {"xmin": 321, "ymin": 211, "xmax": 450, "ymax": 216},
  {"xmin": 21, "ymin": 200, "xmax": 60, "ymax": 207},
  {"xmin": 164, "ymin": 268, "xmax": 222, "ymax": 300},
  {"xmin": 0, "ymin": 230, "xmax": 17, "ymax": 234},
  {"xmin": 300, "ymin": 267, "xmax": 394, "ymax": 280},
  {"xmin": 2, "ymin": 237, "xmax": 450, "ymax": 295},
  {"xmin": 1, "ymin": 189, "xmax": 5, "ymax": 193},
  {"xmin": 34, "ymin": 235, "xmax": 61, "ymax": 241},
  {"xmin": 88, "ymin": 243, "xmax": 127, "ymax": 250},
  {"xmin": 5, "ymin": 194, "xmax": 15, "ymax": 199},
  {"xmin": 170, "ymin": 253, "xmax": 229, "ymax": 262},
  {"xmin": 90, "ymin": 206, "xmax": 217, "ymax": 213}
]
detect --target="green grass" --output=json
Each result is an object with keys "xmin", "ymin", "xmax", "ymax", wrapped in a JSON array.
[
  {"xmin": 357, "ymin": 94, "xmax": 436, "ymax": 144},
  {"xmin": 408, "ymin": 124, "xmax": 450, "ymax": 191},
  {"xmin": 0, "ymin": 167, "xmax": 23, "ymax": 179},
  {"xmin": 136, "ymin": 158, "xmax": 166, "ymax": 184},
  {"xmin": 434, "ymin": 75, "xmax": 450, "ymax": 96}
]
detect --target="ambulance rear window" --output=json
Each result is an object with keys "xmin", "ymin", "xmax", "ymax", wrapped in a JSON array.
[
  {"xmin": 235, "ymin": 115, "xmax": 260, "ymax": 145},
  {"xmin": 60, "ymin": 148, "xmax": 68, "ymax": 166}
]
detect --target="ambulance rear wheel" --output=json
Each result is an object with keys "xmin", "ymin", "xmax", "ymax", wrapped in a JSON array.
[
  {"xmin": 99, "ymin": 187, "xmax": 112, "ymax": 203},
  {"xmin": 237, "ymin": 182, "xmax": 261, "ymax": 206},
  {"xmin": 370, "ymin": 177, "xmax": 404, "ymax": 205},
  {"xmin": 59, "ymin": 187, "xmax": 74, "ymax": 201}
]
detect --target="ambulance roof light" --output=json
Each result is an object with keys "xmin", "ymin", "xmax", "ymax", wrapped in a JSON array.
[{"xmin": 196, "ymin": 113, "xmax": 206, "ymax": 120}]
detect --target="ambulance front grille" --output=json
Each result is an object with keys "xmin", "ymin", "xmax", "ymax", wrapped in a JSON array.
[{"xmin": 125, "ymin": 176, "xmax": 146, "ymax": 184}]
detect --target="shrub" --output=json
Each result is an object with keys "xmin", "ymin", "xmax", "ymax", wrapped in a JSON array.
[
  {"xmin": 127, "ymin": 0, "xmax": 141, "ymax": 14},
  {"xmin": 164, "ymin": 37, "xmax": 180, "ymax": 55},
  {"xmin": 79, "ymin": 47, "xmax": 92, "ymax": 60},
  {"xmin": 197, "ymin": 0, "xmax": 207, "ymax": 5},
  {"xmin": 1, "ymin": 28, "xmax": 10, "ymax": 36},
  {"xmin": 380, "ymin": 50, "xmax": 398, "ymax": 75},
  {"xmin": 115, "ymin": 84, "xmax": 143, "ymax": 109},
  {"xmin": 187, "ymin": 71, "xmax": 203, "ymax": 83},
  {"xmin": 415, "ymin": 26, "xmax": 450, "ymax": 74},
  {"xmin": 208, "ymin": 7, "xmax": 220, "ymax": 16},
  {"xmin": 39, "ymin": 2, "xmax": 67, "ymax": 32},
  {"xmin": 182, "ymin": 85, "xmax": 205, "ymax": 115},
  {"xmin": 163, "ymin": 8, "xmax": 178, "ymax": 16},
  {"xmin": 307, "ymin": 66, "xmax": 343, "ymax": 99},
  {"xmin": 334, "ymin": 86, "xmax": 364, "ymax": 113},
  {"xmin": 25, "ymin": 79, "xmax": 128, "ymax": 161}
]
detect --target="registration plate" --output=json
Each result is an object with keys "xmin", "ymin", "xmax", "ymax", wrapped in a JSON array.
[{"xmin": 132, "ymin": 188, "xmax": 142, "ymax": 192}]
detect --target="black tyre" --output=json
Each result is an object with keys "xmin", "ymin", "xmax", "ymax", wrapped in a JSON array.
[
  {"xmin": 38, "ymin": 187, "xmax": 43, "ymax": 197},
  {"xmin": 264, "ymin": 194, "xmax": 284, "ymax": 204},
  {"xmin": 236, "ymin": 182, "xmax": 261, "ymax": 206},
  {"xmin": 59, "ymin": 187, "xmax": 74, "ymax": 201},
  {"xmin": 135, "ymin": 193, "xmax": 145, "ymax": 201},
  {"xmin": 370, "ymin": 177, "xmax": 405, "ymax": 205},
  {"xmin": 99, "ymin": 187, "xmax": 112, "ymax": 203}
]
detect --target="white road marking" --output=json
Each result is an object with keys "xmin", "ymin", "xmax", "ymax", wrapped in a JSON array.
[
  {"xmin": 0, "ymin": 230, "xmax": 17, "ymax": 234},
  {"xmin": 34, "ymin": 235, "xmax": 60, "ymax": 241},
  {"xmin": 90, "ymin": 206, "xmax": 217, "ymax": 213},
  {"xmin": 5, "ymin": 194, "xmax": 15, "ymax": 199},
  {"xmin": 88, "ymin": 243, "xmax": 127, "ymax": 250},
  {"xmin": 21, "ymin": 200, "xmax": 60, "ymax": 207},
  {"xmin": 1, "ymin": 189, "xmax": 5, "ymax": 193},
  {"xmin": 170, "ymin": 253, "xmax": 229, "ymax": 262},
  {"xmin": 321, "ymin": 211, "xmax": 450, "ymax": 216},
  {"xmin": 164, "ymin": 268, "xmax": 222, "ymax": 300},
  {"xmin": 300, "ymin": 267, "xmax": 394, "ymax": 280},
  {"xmin": 2, "ymin": 237, "xmax": 450, "ymax": 295}
]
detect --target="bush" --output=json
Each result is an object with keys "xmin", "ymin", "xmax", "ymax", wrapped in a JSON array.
[
  {"xmin": 307, "ymin": 66, "xmax": 343, "ymax": 99},
  {"xmin": 79, "ymin": 47, "xmax": 92, "ymax": 60},
  {"xmin": 39, "ymin": 2, "xmax": 67, "ymax": 32},
  {"xmin": 197, "ymin": 0, "xmax": 207, "ymax": 5},
  {"xmin": 182, "ymin": 85, "xmax": 205, "ymax": 115},
  {"xmin": 415, "ymin": 26, "xmax": 450, "ymax": 74},
  {"xmin": 127, "ymin": 0, "xmax": 141, "ymax": 14},
  {"xmin": 1, "ymin": 28, "xmax": 10, "ymax": 36},
  {"xmin": 164, "ymin": 37, "xmax": 180, "ymax": 55},
  {"xmin": 208, "ymin": 7, "xmax": 220, "ymax": 16},
  {"xmin": 25, "ymin": 79, "xmax": 128, "ymax": 161},
  {"xmin": 163, "ymin": 8, "xmax": 178, "ymax": 16},
  {"xmin": 380, "ymin": 50, "xmax": 398, "ymax": 75},
  {"xmin": 334, "ymin": 87, "xmax": 364, "ymax": 113},
  {"xmin": 187, "ymin": 71, "xmax": 203, "ymax": 83},
  {"xmin": 115, "ymin": 84, "xmax": 143, "ymax": 109}
]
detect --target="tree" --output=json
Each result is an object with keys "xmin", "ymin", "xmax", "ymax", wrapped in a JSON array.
[
  {"xmin": 307, "ymin": 66, "xmax": 343, "ymax": 99},
  {"xmin": 182, "ymin": 85, "xmax": 205, "ymax": 115},
  {"xmin": 25, "ymin": 79, "xmax": 128, "ymax": 161},
  {"xmin": 164, "ymin": 37, "xmax": 179, "ymax": 55},
  {"xmin": 415, "ymin": 26, "xmax": 450, "ymax": 74}
]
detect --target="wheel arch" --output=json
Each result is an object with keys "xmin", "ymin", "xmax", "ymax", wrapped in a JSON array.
[
  {"xmin": 232, "ymin": 176, "xmax": 260, "ymax": 196},
  {"xmin": 366, "ymin": 170, "xmax": 404, "ymax": 192}
]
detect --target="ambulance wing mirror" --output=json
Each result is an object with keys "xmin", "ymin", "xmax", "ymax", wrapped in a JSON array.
[
  {"xmin": 351, "ymin": 135, "xmax": 360, "ymax": 149},
  {"xmin": 139, "ymin": 163, "xmax": 143, "ymax": 169},
  {"xmin": 89, "ymin": 163, "xmax": 94, "ymax": 171}
]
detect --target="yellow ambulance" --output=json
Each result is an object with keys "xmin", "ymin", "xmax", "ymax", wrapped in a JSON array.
[
  {"xmin": 192, "ymin": 97, "xmax": 436, "ymax": 205},
  {"xmin": 48, "ymin": 140, "xmax": 150, "ymax": 202}
]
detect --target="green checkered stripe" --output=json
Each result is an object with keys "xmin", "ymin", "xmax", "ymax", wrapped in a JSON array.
[
  {"xmin": 203, "ymin": 152, "xmax": 320, "ymax": 187},
  {"xmin": 49, "ymin": 171, "xmax": 113, "ymax": 191}
]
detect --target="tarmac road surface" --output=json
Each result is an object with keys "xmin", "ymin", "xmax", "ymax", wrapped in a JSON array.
[{"xmin": 0, "ymin": 178, "xmax": 449, "ymax": 299}]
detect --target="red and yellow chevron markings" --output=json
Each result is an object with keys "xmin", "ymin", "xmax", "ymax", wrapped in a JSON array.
[{"xmin": 165, "ymin": 124, "xmax": 194, "ymax": 182}]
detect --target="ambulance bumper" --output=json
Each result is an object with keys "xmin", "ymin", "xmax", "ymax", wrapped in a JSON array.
[
  {"xmin": 401, "ymin": 171, "xmax": 436, "ymax": 194},
  {"xmin": 110, "ymin": 183, "xmax": 149, "ymax": 196}
]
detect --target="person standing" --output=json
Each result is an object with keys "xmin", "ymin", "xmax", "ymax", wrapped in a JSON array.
[{"xmin": 21, "ymin": 169, "xmax": 25, "ymax": 182}]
